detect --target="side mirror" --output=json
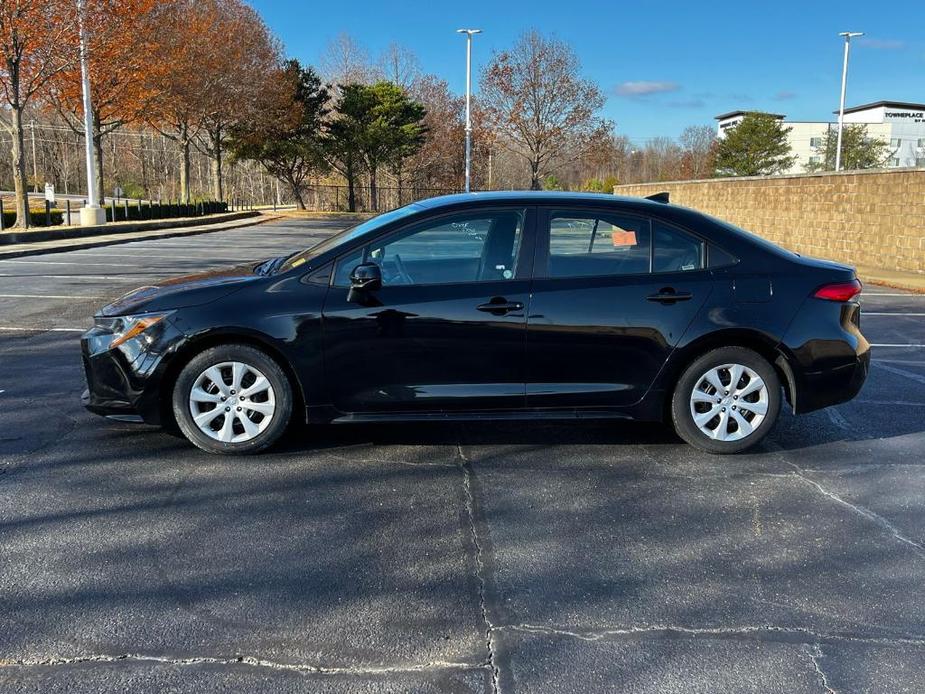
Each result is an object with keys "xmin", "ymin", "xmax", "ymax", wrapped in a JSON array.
[
  {"xmin": 347, "ymin": 263, "xmax": 382, "ymax": 304},
  {"xmin": 350, "ymin": 262, "xmax": 382, "ymax": 291}
]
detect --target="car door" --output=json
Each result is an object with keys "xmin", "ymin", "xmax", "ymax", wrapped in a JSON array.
[
  {"xmin": 525, "ymin": 207, "xmax": 714, "ymax": 409},
  {"xmin": 322, "ymin": 206, "xmax": 535, "ymax": 414}
]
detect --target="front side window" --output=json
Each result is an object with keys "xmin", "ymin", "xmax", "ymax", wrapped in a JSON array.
[
  {"xmin": 334, "ymin": 209, "xmax": 525, "ymax": 287},
  {"xmin": 547, "ymin": 212, "xmax": 651, "ymax": 278}
]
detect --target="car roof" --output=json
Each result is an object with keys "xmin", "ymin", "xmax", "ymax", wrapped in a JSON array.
[{"xmin": 415, "ymin": 191, "xmax": 670, "ymax": 212}]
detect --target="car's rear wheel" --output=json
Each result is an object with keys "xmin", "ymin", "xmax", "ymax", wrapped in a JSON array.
[
  {"xmin": 671, "ymin": 346, "xmax": 781, "ymax": 454},
  {"xmin": 172, "ymin": 344, "xmax": 293, "ymax": 455}
]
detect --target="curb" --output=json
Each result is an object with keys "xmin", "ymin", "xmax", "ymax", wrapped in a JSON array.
[
  {"xmin": 0, "ymin": 211, "xmax": 259, "ymax": 245},
  {"xmin": 0, "ymin": 213, "xmax": 278, "ymax": 260}
]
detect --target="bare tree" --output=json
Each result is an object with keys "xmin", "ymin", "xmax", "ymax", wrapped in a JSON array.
[
  {"xmin": 480, "ymin": 30, "xmax": 607, "ymax": 189},
  {"xmin": 319, "ymin": 33, "xmax": 372, "ymax": 89},
  {"xmin": 378, "ymin": 43, "xmax": 420, "ymax": 90},
  {"xmin": 679, "ymin": 125, "xmax": 716, "ymax": 179}
]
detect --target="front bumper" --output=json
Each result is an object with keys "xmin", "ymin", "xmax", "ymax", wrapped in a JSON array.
[{"xmin": 81, "ymin": 318, "xmax": 185, "ymax": 425}]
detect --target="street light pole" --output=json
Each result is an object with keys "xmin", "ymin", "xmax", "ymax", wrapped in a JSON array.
[
  {"xmin": 77, "ymin": 0, "xmax": 106, "ymax": 225},
  {"xmin": 457, "ymin": 28, "xmax": 481, "ymax": 193},
  {"xmin": 835, "ymin": 31, "xmax": 863, "ymax": 172}
]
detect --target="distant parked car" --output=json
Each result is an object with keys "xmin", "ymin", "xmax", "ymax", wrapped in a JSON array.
[{"xmin": 81, "ymin": 192, "xmax": 869, "ymax": 455}]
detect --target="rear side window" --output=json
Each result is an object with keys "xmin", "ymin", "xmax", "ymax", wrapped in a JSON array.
[
  {"xmin": 547, "ymin": 212, "xmax": 651, "ymax": 278},
  {"xmin": 652, "ymin": 221, "xmax": 705, "ymax": 273}
]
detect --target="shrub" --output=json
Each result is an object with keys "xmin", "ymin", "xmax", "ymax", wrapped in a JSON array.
[{"xmin": 1, "ymin": 209, "xmax": 65, "ymax": 229}]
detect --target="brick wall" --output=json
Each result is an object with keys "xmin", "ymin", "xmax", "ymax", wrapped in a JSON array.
[{"xmin": 614, "ymin": 168, "xmax": 925, "ymax": 274}]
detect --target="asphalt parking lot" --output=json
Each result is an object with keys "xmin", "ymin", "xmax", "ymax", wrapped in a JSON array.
[{"xmin": 2, "ymin": 217, "xmax": 925, "ymax": 693}]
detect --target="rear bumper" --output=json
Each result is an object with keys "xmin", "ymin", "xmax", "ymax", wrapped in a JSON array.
[
  {"xmin": 782, "ymin": 300, "xmax": 870, "ymax": 414},
  {"xmin": 792, "ymin": 347, "xmax": 869, "ymax": 413}
]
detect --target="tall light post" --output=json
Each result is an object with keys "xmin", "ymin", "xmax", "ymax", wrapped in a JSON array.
[
  {"xmin": 835, "ymin": 31, "xmax": 863, "ymax": 172},
  {"xmin": 457, "ymin": 28, "xmax": 481, "ymax": 193},
  {"xmin": 77, "ymin": 0, "xmax": 106, "ymax": 225}
]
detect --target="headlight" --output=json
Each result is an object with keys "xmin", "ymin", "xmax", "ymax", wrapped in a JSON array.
[{"xmin": 94, "ymin": 312, "xmax": 172, "ymax": 349}]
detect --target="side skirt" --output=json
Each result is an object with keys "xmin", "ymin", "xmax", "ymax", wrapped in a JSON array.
[{"xmin": 328, "ymin": 409, "xmax": 636, "ymax": 424}]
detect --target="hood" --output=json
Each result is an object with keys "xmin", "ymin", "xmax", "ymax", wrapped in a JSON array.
[{"xmin": 100, "ymin": 264, "xmax": 262, "ymax": 316}]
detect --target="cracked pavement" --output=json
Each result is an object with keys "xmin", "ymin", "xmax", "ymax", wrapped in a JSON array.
[{"xmin": 2, "ymin": 219, "xmax": 925, "ymax": 692}]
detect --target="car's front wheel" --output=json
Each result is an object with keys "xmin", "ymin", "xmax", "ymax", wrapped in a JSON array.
[
  {"xmin": 671, "ymin": 346, "xmax": 781, "ymax": 454},
  {"xmin": 172, "ymin": 344, "xmax": 293, "ymax": 455}
]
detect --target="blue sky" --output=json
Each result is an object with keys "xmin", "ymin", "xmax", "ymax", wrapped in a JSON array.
[{"xmin": 250, "ymin": 0, "xmax": 925, "ymax": 142}]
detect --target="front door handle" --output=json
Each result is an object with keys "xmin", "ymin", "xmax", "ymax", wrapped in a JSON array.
[
  {"xmin": 477, "ymin": 298, "xmax": 524, "ymax": 314},
  {"xmin": 646, "ymin": 288, "xmax": 693, "ymax": 304}
]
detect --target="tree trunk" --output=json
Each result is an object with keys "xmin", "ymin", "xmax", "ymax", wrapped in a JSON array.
[
  {"xmin": 10, "ymin": 104, "xmax": 30, "ymax": 228},
  {"xmin": 179, "ymin": 124, "xmax": 191, "ymax": 203},
  {"xmin": 93, "ymin": 121, "xmax": 105, "ymax": 205},
  {"xmin": 369, "ymin": 166, "xmax": 378, "ymax": 212},
  {"xmin": 210, "ymin": 125, "xmax": 223, "ymax": 201},
  {"xmin": 530, "ymin": 157, "xmax": 542, "ymax": 190},
  {"xmin": 140, "ymin": 131, "xmax": 149, "ymax": 196},
  {"xmin": 288, "ymin": 175, "xmax": 306, "ymax": 209},
  {"xmin": 346, "ymin": 161, "xmax": 356, "ymax": 212}
]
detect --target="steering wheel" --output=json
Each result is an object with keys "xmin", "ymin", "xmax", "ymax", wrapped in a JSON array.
[{"xmin": 392, "ymin": 253, "xmax": 414, "ymax": 285}]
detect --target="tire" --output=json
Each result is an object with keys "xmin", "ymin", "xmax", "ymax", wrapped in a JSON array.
[
  {"xmin": 670, "ymin": 346, "xmax": 781, "ymax": 454},
  {"xmin": 172, "ymin": 344, "xmax": 293, "ymax": 455}
]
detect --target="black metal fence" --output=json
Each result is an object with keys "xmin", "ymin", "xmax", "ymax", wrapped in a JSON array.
[
  {"xmin": 0, "ymin": 197, "xmax": 230, "ymax": 231},
  {"xmin": 302, "ymin": 185, "xmax": 465, "ymax": 213}
]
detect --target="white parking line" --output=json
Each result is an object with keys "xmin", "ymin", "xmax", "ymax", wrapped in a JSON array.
[
  {"xmin": 873, "ymin": 361, "xmax": 925, "ymax": 386},
  {"xmin": 864, "ymin": 312, "xmax": 925, "ymax": 316},
  {"xmin": 871, "ymin": 343, "xmax": 925, "ymax": 348},
  {"xmin": 0, "ymin": 326, "xmax": 84, "ymax": 332},
  {"xmin": 0, "ymin": 274, "xmax": 169, "ymax": 280},
  {"xmin": 0, "ymin": 259, "xmax": 194, "ymax": 267},
  {"xmin": 0, "ymin": 294, "xmax": 104, "ymax": 299},
  {"xmin": 857, "ymin": 399, "xmax": 925, "ymax": 406},
  {"xmin": 63, "ymin": 252, "xmax": 257, "ymax": 261}
]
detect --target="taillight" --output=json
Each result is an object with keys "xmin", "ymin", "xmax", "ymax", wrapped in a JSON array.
[{"xmin": 813, "ymin": 279, "xmax": 862, "ymax": 302}]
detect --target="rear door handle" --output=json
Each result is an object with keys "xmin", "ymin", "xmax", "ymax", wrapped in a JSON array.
[
  {"xmin": 646, "ymin": 288, "xmax": 693, "ymax": 303},
  {"xmin": 477, "ymin": 299, "xmax": 524, "ymax": 314}
]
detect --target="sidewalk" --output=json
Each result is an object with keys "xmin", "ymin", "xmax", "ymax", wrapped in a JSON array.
[
  {"xmin": 857, "ymin": 264, "xmax": 925, "ymax": 294},
  {"xmin": 0, "ymin": 212, "xmax": 275, "ymax": 260}
]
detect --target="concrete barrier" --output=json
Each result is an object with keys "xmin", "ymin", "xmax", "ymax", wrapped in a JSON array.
[{"xmin": 614, "ymin": 168, "xmax": 925, "ymax": 275}]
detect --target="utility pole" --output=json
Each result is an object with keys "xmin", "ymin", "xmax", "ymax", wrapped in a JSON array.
[
  {"xmin": 835, "ymin": 31, "xmax": 863, "ymax": 172},
  {"xmin": 77, "ymin": 0, "xmax": 105, "ymax": 225},
  {"xmin": 456, "ymin": 28, "xmax": 482, "ymax": 193}
]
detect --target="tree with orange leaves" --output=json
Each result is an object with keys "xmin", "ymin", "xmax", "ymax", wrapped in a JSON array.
[
  {"xmin": 0, "ymin": 0, "xmax": 77, "ymax": 227},
  {"xmin": 194, "ymin": 0, "xmax": 280, "ymax": 202},
  {"xmin": 145, "ymin": 0, "xmax": 279, "ymax": 203},
  {"xmin": 44, "ymin": 0, "xmax": 162, "ymax": 204}
]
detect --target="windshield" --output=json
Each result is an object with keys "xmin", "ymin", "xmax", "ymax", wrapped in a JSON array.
[{"xmin": 278, "ymin": 203, "xmax": 424, "ymax": 272}]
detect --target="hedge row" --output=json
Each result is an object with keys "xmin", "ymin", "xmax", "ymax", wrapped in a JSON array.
[
  {"xmin": 0, "ymin": 200, "xmax": 229, "ymax": 230},
  {"xmin": 1, "ymin": 210, "xmax": 64, "ymax": 228},
  {"xmin": 100, "ymin": 200, "xmax": 229, "ymax": 222}
]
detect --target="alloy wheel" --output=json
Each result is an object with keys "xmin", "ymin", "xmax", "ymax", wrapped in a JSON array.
[
  {"xmin": 689, "ymin": 363, "xmax": 769, "ymax": 442},
  {"xmin": 188, "ymin": 361, "xmax": 276, "ymax": 443}
]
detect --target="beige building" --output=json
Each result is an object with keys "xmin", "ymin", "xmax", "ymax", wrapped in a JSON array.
[{"xmin": 715, "ymin": 101, "xmax": 925, "ymax": 174}]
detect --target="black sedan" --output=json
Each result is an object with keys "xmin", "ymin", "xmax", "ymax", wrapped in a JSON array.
[{"xmin": 81, "ymin": 192, "xmax": 869, "ymax": 455}]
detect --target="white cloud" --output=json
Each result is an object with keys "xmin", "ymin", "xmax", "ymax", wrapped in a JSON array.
[
  {"xmin": 615, "ymin": 81, "xmax": 680, "ymax": 97},
  {"xmin": 859, "ymin": 38, "xmax": 905, "ymax": 50}
]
